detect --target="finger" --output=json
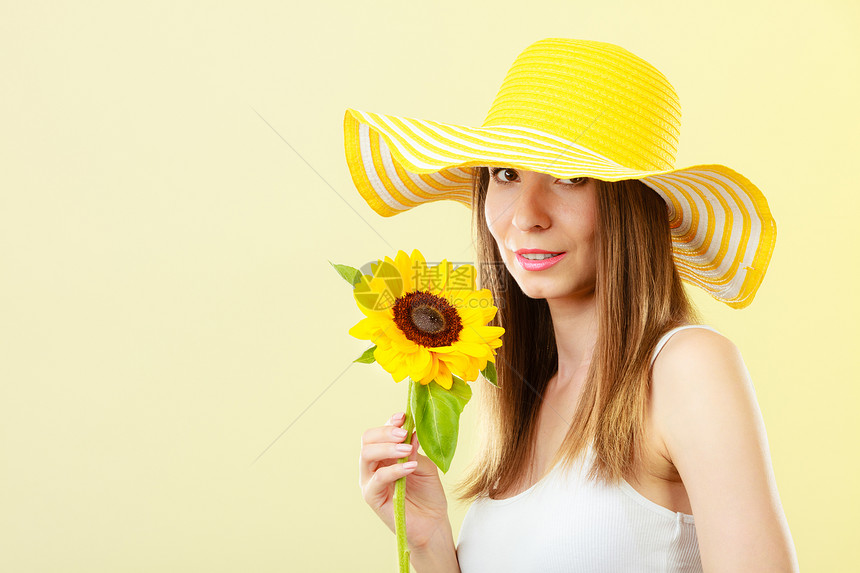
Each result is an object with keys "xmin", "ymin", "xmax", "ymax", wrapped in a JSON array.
[
  {"xmin": 361, "ymin": 417, "xmax": 410, "ymax": 449},
  {"xmin": 360, "ymin": 414, "xmax": 409, "ymax": 485},
  {"xmin": 405, "ymin": 432, "xmax": 438, "ymax": 476},
  {"xmin": 383, "ymin": 412, "xmax": 405, "ymax": 427},
  {"xmin": 361, "ymin": 442, "xmax": 415, "ymax": 467},
  {"xmin": 408, "ymin": 431, "xmax": 419, "ymax": 462},
  {"xmin": 407, "ymin": 432, "xmax": 429, "ymax": 471},
  {"xmin": 362, "ymin": 460, "xmax": 419, "ymax": 509}
]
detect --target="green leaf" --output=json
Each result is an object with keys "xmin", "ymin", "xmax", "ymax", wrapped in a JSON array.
[
  {"xmin": 481, "ymin": 361, "xmax": 498, "ymax": 387},
  {"xmin": 353, "ymin": 345, "xmax": 377, "ymax": 364},
  {"xmin": 328, "ymin": 261, "xmax": 363, "ymax": 285},
  {"xmin": 410, "ymin": 376, "xmax": 472, "ymax": 473}
]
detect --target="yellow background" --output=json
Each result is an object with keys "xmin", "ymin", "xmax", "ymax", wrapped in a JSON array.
[{"xmin": 1, "ymin": 1, "xmax": 857, "ymax": 571}]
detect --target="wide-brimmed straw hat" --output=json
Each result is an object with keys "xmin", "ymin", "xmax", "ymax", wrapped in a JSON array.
[{"xmin": 342, "ymin": 37, "xmax": 776, "ymax": 309}]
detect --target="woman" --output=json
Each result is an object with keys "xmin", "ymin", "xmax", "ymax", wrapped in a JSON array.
[{"xmin": 353, "ymin": 38, "xmax": 798, "ymax": 572}]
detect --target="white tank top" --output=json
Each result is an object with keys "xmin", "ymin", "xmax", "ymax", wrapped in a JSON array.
[{"xmin": 455, "ymin": 324, "xmax": 720, "ymax": 573}]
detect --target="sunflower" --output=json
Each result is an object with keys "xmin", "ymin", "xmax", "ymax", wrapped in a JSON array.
[{"xmin": 348, "ymin": 249, "xmax": 504, "ymax": 390}]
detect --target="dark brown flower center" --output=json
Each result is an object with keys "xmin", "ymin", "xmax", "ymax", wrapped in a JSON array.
[{"xmin": 392, "ymin": 291, "xmax": 462, "ymax": 348}]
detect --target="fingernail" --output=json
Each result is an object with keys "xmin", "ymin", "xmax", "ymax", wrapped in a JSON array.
[
  {"xmin": 394, "ymin": 428, "xmax": 407, "ymax": 438},
  {"xmin": 402, "ymin": 461, "xmax": 417, "ymax": 469}
]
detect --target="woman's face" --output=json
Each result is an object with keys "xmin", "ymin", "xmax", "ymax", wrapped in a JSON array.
[{"xmin": 483, "ymin": 167, "xmax": 599, "ymax": 301}]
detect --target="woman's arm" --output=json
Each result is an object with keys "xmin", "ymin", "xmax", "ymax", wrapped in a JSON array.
[
  {"xmin": 409, "ymin": 522, "xmax": 461, "ymax": 573},
  {"xmin": 650, "ymin": 328, "xmax": 799, "ymax": 573}
]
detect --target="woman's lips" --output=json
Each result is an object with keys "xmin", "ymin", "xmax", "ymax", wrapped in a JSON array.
[{"xmin": 515, "ymin": 252, "xmax": 567, "ymax": 271}]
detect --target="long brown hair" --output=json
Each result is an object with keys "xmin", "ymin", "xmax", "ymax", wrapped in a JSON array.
[{"xmin": 451, "ymin": 167, "xmax": 701, "ymax": 503}]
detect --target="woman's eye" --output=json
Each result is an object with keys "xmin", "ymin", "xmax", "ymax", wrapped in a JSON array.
[
  {"xmin": 560, "ymin": 177, "xmax": 586, "ymax": 185},
  {"xmin": 490, "ymin": 167, "xmax": 518, "ymax": 183}
]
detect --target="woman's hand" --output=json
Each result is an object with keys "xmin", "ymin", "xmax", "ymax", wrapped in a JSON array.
[{"xmin": 359, "ymin": 412, "xmax": 452, "ymax": 552}]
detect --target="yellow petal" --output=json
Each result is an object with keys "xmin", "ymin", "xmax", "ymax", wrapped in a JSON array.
[
  {"xmin": 418, "ymin": 355, "xmax": 439, "ymax": 385},
  {"xmin": 435, "ymin": 362, "xmax": 453, "ymax": 390},
  {"xmin": 462, "ymin": 289, "xmax": 499, "ymax": 322},
  {"xmin": 461, "ymin": 325, "xmax": 505, "ymax": 343},
  {"xmin": 353, "ymin": 281, "xmax": 396, "ymax": 320},
  {"xmin": 481, "ymin": 306, "xmax": 498, "ymax": 322},
  {"xmin": 390, "ymin": 336, "xmax": 417, "ymax": 354},
  {"xmin": 387, "ymin": 323, "xmax": 415, "ymax": 348},
  {"xmin": 427, "ymin": 344, "xmax": 457, "ymax": 354},
  {"xmin": 441, "ymin": 289, "xmax": 471, "ymax": 309},
  {"xmin": 382, "ymin": 257, "xmax": 406, "ymax": 297},
  {"xmin": 395, "ymin": 250, "xmax": 415, "ymax": 293},
  {"xmin": 482, "ymin": 325, "xmax": 506, "ymax": 337},
  {"xmin": 373, "ymin": 344, "xmax": 402, "ymax": 373},
  {"xmin": 454, "ymin": 340, "xmax": 491, "ymax": 358},
  {"xmin": 367, "ymin": 256, "xmax": 406, "ymax": 303},
  {"xmin": 438, "ymin": 351, "xmax": 471, "ymax": 375},
  {"xmin": 452, "ymin": 358, "xmax": 480, "ymax": 383},
  {"xmin": 456, "ymin": 307, "xmax": 484, "ymax": 326},
  {"xmin": 391, "ymin": 360, "xmax": 412, "ymax": 383},
  {"xmin": 429, "ymin": 259, "xmax": 452, "ymax": 295},
  {"xmin": 348, "ymin": 317, "xmax": 380, "ymax": 340},
  {"xmin": 464, "ymin": 363, "xmax": 480, "ymax": 382},
  {"xmin": 412, "ymin": 347, "xmax": 433, "ymax": 380}
]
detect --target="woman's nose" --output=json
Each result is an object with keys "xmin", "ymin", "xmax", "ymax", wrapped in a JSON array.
[{"xmin": 510, "ymin": 179, "xmax": 552, "ymax": 232}]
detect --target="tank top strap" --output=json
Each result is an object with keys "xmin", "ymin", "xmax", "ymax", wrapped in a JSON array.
[{"xmin": 650, "ymin": 324, "xmax": 721, "ymax": 367}]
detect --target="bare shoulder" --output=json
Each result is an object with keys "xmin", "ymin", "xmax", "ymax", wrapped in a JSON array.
[
  {"xmin": 648, "ymin": 327, "xmax": 799, "ymax": 571},
  {"xmin": 652, "ymin": 326, "xmax": 742, "ymax": 380},
  {"xmin": 649, "ymin": 326, "xmax": 757, "ymax": 469}
]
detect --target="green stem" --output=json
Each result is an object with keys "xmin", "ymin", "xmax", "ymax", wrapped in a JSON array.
[{"xmin": 395, "ymin": 378, "xmax": 416, "ymax": 572}]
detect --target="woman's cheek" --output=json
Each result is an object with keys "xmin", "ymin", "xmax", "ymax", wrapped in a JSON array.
[{"xmin": 484, "ymin": 199, "xmax": 504, "ymax": 242}]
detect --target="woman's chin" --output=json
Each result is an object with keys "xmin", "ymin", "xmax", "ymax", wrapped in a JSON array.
[
  {"xmin": 516, "ymin": 282, "xmax": 559, "ymax": 300},
  {"xmin": 515, "ymin": 279, "xmax": 596, "ymax": 302}
]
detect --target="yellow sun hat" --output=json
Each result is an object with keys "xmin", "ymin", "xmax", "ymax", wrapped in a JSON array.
[{"xmin": 342, "ymin": 37, "xmax": 776, "ymax": 309}]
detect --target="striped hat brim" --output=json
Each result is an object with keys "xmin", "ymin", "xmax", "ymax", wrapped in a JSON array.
[{"xmin": 343, "ymin": 108, "xmax": 776, "ymax": 309}]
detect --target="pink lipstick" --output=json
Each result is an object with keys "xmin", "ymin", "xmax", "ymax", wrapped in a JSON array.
[{"xmin": 514, "ymin": 249, "xmax": 567, "ymax": 271}]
